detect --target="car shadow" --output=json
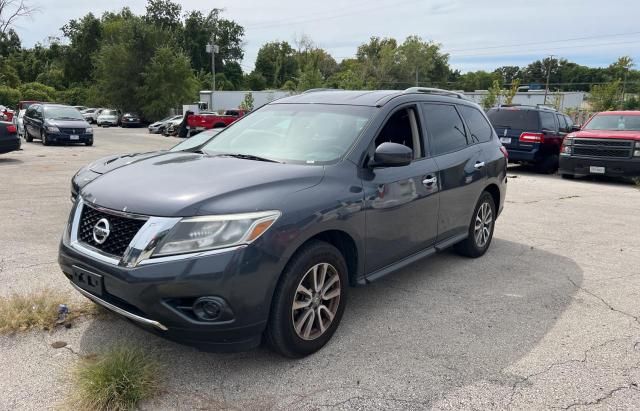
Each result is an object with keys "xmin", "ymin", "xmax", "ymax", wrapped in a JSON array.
[
  {"xmin": 0, "ymin": 157, "xmax": 23, "ymax": 165},
  {"xmin": 76, "ymin": 238, "xmax": 583, "ymax": 409}
]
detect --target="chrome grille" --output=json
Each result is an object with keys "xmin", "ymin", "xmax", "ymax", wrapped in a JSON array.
[
  {"xmin": 572, "ymin": 139, "xmax": 633, "ymax": 159},
  {"xmin": 78, "ymin": 205, "xmax": 146, "ymax": 257}
]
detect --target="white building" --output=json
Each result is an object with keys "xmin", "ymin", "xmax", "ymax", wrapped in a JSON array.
[
  {"xmin": 462, "ymin": 90, "xmax": 588, "ymax": 110},
  {"xmin": 200, "ymin": 90, "xmax": 292, "ymax": 111}
]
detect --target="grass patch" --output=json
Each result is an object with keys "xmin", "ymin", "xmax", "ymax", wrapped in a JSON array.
[
  {"xmin": 0, "ymin": 289, "xmax": 99, "ymax": 333},
  {"xmin": 69, "ymin": 346, "xmax": 161, "ymax": 411}
]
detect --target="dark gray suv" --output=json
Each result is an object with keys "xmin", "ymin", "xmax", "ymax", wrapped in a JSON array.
[{"xmin": 59, "ymin": 88, "xmax": 507, "ymax": 357}]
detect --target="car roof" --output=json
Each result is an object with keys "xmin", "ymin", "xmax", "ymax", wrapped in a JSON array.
[
  {"xmin": 597, "ymin": 110, "xmax": 640, "ymax": 116},
  {"xmin": 274, "ymin": 90, "xmax": 400, "ymax": 106},
  {"xmin": 488, "ymin": 105, "xmax": 560, "ymax": 113}
]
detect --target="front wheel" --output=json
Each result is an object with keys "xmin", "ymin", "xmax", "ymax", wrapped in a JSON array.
[
  {"xmin": 454, "ymin": 192, "xmax": 496, "ymax": 258},
  {"xmin": 41, "ymin": 130, "xmax": 50, "ymax": 146},
  {"xmin": 266, "ymin": 241, "xmax": 348, "ymax": 358}
]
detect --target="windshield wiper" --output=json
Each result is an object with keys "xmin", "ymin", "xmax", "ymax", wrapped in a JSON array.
[{"xmin": 220, "ymin": 153, "xmax": 282, "ymax": 163}]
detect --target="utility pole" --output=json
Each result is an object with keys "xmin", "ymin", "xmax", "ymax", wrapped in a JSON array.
[
  {"xmin": 621, "ymin": 69, "xmax": 628, "ymax": 110},
  {"xmin": 543, "ymin": 55, "xmax": 555, "ymax": 105},
  {"xmin": 206, "ymin": 37, "xmax": 219, "ymax": 111}
]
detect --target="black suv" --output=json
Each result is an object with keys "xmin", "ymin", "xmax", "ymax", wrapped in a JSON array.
[
  {"xmin": 487, "ymin": 105, "xmax": 575, "ymax": 173},
  {"xmin": 59, "ymin": 88, "xmax": 507, "ymax": 357},
  {"xmin": 24, "ymin": 104, "xmax": 93, "ymax": 146}
]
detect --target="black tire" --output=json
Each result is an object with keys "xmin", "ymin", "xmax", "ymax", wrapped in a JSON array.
[
  {"xmin": 265, "ymin": 240, "xmax": 348, "ymax": 358},
  {"xmin": 534, "ymin": 154, "xmax": 559, "ymax": 174},
  {"xmin": 25, "ymin": 129, "xmax": 33, "ymax": 142},
  {"xmin": 85, "ymin": 140, "xmax": 93, "ymax": 146},
  {"xmin": 454, "ymin": 191, "xmax": 496, "ymax": 258},
  {"xmin": 41, "ymin": 130, "xmax": 50, "ymax": 146}
]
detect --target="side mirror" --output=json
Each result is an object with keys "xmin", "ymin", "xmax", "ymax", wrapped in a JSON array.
[
  {"xmin": 570, "ymin": 125, "xmax": 581, "ymax": 132},
  {"xmin": 369, "ymin": 142, "xmax": 413, "ymax": 168}
]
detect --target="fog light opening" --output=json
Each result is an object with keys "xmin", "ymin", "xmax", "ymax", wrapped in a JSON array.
[{"xmin": 193, "ymin": 297, "xmax": 223, "ymax": 321}]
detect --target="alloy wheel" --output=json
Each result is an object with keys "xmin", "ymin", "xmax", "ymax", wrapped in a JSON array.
[
  {"xmin": 474, "ymin": 201, "xmax": 493, "ymax": 248},
  {"xmin": 291, "ymin": 263, "xmax": 341, "ymax": 341}
]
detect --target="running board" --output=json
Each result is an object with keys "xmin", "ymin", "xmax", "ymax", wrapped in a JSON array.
[{"xmin": 360, "ymin": 233, "xmax": 468, "ymax": 285}]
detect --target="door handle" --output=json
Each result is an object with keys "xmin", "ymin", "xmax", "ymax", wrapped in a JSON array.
[
  {"xmin": 474, "ymin": 161, "xmax": 485, "ymax": 169},
  {"xmin": 422, "ymin": 176, "xmax": 437, "ymax": 186}
]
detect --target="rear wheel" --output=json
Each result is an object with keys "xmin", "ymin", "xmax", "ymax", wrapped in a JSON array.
[
  {"xmin": 454, "ymin": 192, "xmax": 496, "ymax": 258},
  {"xmin": 266, "ymin": 241, "xmax": 348, "ymax": 358},
  {"xmin": 561, "ymin": 173, "xmax": 574, "ymax": 180},
  {"xmin": 25, "ymin": 129, "xmax": 33, "ymax": 142}
]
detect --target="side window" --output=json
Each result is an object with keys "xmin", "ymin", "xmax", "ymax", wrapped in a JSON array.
[
  {"xmin": 458, "ymin": 105, "xmax": 493, "ymax": 143},
  {"xmin": 422, "ymin": 104, "xmax": 468, "ymax": 155},
  {"xmin": 374, "ymin": 107, "xmax": 422, "ymax": 159},
  {"xmin": 564, "ymin": 115, "xmax": 574, "ymax": 129},
  {"xmin": 539, "ymin": 112, "xmax": 557, "ymax": 131},
  {"xmin": 556, "ymin": 114, "xmax": 567, "ymax": 132}
]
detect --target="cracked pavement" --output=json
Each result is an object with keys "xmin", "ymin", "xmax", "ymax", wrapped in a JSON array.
[{"xmin": 1, "ymin": 128, "xmax": 639, "ymax": 410}]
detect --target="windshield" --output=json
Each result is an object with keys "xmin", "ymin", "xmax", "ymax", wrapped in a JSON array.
[
  {"xmin": 102, "ymin": 110, "xmax": 117, "ymax": 116},
  {"xmin": 201, "ymin": 104, "xmax": 374, "ymax": 164},
  {"xmin": 170, "ymin": 129, "xmax": 222, "ymax": 152},
  {"xmin": 44, "ymin": 106, "xmax": 84, "ymax": 121},
  {"xmin": 584, "ymin": 114, "xmax": 640, "ymax": 131}
]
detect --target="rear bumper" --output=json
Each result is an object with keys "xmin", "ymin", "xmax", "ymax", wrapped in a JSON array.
[
  {"xmin": 559, "ymin": 155, "xmax": 640, "ymax": 177},
  {"xmin": 505, "ymin": 148, "xmax": 540, "ymax": 163},
  {"xmin": 0, "ymin": 136, "xmax": 21, "ymax": 154}
]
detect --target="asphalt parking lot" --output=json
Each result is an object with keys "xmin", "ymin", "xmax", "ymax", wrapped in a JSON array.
[{"xmin": 1, "ymin": 127, "xmax": 639, "ymax": 410}]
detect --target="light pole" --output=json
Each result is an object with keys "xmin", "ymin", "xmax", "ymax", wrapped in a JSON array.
[
  {"xmin": 543, "ymin": 55, "xmax": 555, "ymax": 105},
  {"xmin": 206, "ymin": 39, "xmax": 219, "ymax": 111}
]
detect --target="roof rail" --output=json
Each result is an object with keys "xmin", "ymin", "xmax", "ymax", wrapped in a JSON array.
[
  {"xmin": 403, "ymin": 87, "xmax": 466, "ymax": 100},
  {"xmin": 536, "ymin": 104, "xmax": 557, "ymax": 111},
  {"xmin": 302, "ymin": 88, "xmax": 343, "ymax": 94}
]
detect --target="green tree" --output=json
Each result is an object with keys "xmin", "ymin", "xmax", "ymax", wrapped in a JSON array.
[
  {"xmin": 144, "ymin": 0, "xmax": 182, "ymax": 31},
  {"xmin": 254, "ymin": 41, "xmax": 298, "ymax": 88},
  {"xmin": 297, "ymin": 64, "xmax": 323, "ymax": 91},
  {"xmin": 60, "ymin": 13, "xmax": 103, "ymax": 85},
  {"xmin": 244, "ymin": 72, "xmax": 266, "ymax": 90},
  {"xmin": 0, "ymin": 85, "xmax": 21, "ymax": 107},
  {"xmin": 396, "ymin": 35, "xmax": 449, "ymax": 88},
  {"xmin": 589, "ymin": 80, "xmax": 621, "ymax": 112},
  {"xmin": 137, "ymin": 46, "xmax": 198, "ymax": 120},
  {"xmin": 239, "ymin": 92, "xmax": 254, "ymax": 111},
  {"xmin": 36, "ymin": 67, "xmax": 65, "ymax": 89},
  {"xmin": 503, "ymin": 79, "xmax": 520, "ymax": 105},
  {"xmin": 19, "ymin": 82, "xmax": 56, "ymax": 101},
  {"xmin": 481, "ymin": 80, "xmax": 503, "ymax": 110}
]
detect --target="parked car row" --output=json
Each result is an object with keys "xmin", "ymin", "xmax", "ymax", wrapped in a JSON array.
[{"xmin": 487, "ymin": 104, "xmax": 640, "ymax": 179}]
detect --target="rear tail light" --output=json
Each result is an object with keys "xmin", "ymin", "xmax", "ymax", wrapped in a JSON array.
[
  {"xmin": 519, "ymin": 132, "xmax": 544, "ymax": 143},
  {"xmin": 6, "ymin": 124, "xmax": 17, "ymax": 134},
  {"xmin": 499, "ymin": 145, "xmax": 509, "ymax": 158}
]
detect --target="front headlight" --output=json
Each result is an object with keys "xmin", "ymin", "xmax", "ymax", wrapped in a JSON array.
[
  {"xmin": 153, "ymin": 211, "xmax": 281, "ymax": 256},
  {"xmin": 47, "ymin": 126, "xmax": 60, "ymax": 132},
  {"xmin": 86, "ymin": 127, "xmax": 93, "ymax": 134},
  {"xmin": 635, "ymin": 141, "xmax": 640, "ymax": 149}
]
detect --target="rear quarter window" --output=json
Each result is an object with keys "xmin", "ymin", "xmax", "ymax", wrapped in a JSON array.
[
  {"xmin": 539, "ymin": 112, "xmax": 557, "ymax": 131},
  {"xmin": 458, "ymin": 105, "xmax": 494, "ymax": 143}
]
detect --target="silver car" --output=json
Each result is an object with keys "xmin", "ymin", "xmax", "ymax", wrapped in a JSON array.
[
  {"xmin": 148, "ymin": 115, "xmax": 182, "ymax": 134},
  {"xmin": 96, "ymin": 109, "xmax": 120, "ymax": 127}
]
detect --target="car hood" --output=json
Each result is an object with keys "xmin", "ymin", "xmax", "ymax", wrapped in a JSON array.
[
  {"xmin": 81, "ymin": 152, "xmax": 325, "ymax": 217},
  {"xmin": 572, "ymin": 130, "xmax": 640, "ymax": 140},
  {"xmin": 89, "ymin": 151, "xmax": 167, "ymax": 174}
]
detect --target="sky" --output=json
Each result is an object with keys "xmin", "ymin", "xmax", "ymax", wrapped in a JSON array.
[{"xmin": 11, "ymin": 0, "xmax": 640, "ymax": 73}]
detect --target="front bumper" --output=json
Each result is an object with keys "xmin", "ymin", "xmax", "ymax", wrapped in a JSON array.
[
  {"xmin": 45, "ymin": 132, "xmax": 92, "ymax": 143},
  {"xmin": 559, "ymin": 155, "xmax": 640, "ymax": 178},
  {"xmin": 98, "ymin": 120, "xmax": 118, "ymax": 126},
  {"xmin": 58, "ymin": 239, "xmax": 276, "ymax": 351}
]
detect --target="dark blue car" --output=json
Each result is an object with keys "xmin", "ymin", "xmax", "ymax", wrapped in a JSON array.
[
  {"xmin": 24, "ymin": 104, "xmax": 93, "ymax": 146},
  {"xmin": 60, "ymin": 88, "xmax": 508, "ymax": 357}
]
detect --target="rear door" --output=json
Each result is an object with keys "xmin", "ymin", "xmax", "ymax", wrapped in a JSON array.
[
  {"xmin": 487, "ymin": 108, "xmax": 540, "ymax": 153},
  {"xmin": 539, "ymin": 111, "xmax": 563, "ymax": 152},
  {"xmin": 422, "ymin": 103, "xmax": 487, "ymax": 242}
]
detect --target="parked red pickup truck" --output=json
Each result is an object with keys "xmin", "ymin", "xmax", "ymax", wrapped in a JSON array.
[
  {"xmin": 559, "ymin": 111, "xmax": 640, "ymax": 179},
  {"xmin": 187, "ymin": 109, "xmax": 248, "ymax": 136}
]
